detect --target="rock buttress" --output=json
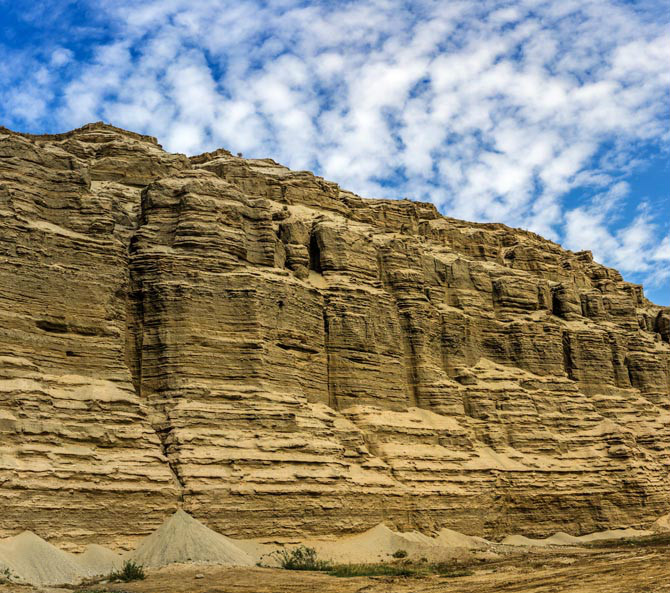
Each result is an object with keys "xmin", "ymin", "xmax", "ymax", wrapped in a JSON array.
[{"xmin": 0, "ymin": 124, "xmax": 186, "ymax": 548}]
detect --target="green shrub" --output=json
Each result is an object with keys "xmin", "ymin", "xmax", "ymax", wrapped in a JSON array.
[
  {"xmin": 272, "ymin": 546, "xmax": 332, "ymax": 571},
  {"xmin": 108, "ymin": 560, "xmax": 145, "ymax": 582},
  {"xmin": 0, "ymin": 567, "xmax": 14, "ymax": 584},
  {"xmin": 391, "ymin": 549, "xmax": 408, "ymax": 558}
]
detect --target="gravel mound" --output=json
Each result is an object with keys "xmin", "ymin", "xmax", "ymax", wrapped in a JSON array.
[
  {"xmin": 545, "ymin": 532, "xmax": 582, "ymax": 545},
  {"xmin": 503, "ymin": 527, "xmax": 653, "ymax": 547},
  {"xmin": 501, "ymin": 534, "xmax": 547, "ymax": 546},
  {"xmin": 128, "ymin": 510, "xmax": 254, "ymax": 568},
  {"xmin": 311, "ymin": 523, "xmax": 436, "ymax": 563},
  {"xmin": 0, "ymin": 531, "xmax": 85, "ymax": 586},
  {"xmin": 652, "ymin": 513, "xmax": 670, "ymax": 533},
  {"xmin": 435, "ymin": 528, "xmax": 490, "ymax": 549},
  {"xmin": 74, "ymin": 544, "xmax": 123, "ymax": 576},
  {"xmin": 578, "ymin": 528, "xmax": 651, "ymax": 542}
]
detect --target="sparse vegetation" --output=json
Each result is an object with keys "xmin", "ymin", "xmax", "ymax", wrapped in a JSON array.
[
  {"xmin": 271, "ymin": 546, "xmax": 332, "ymax": 571},
  {"xmin": 75, "ymin": 590, "xmax": 131, "ymax": 593},
  {"xmin": 0, "ymin": 567, "xmax": 14, "ymax": 584},
  {"xmin": 107, "ymin": 560, "xmax": 146, "ymax": 582},
  {"xmin": 270, "ymin": 545, "xmax": 476, "ymax": 580},
  {"xmin": 584, "ymin": 533, "xmax": 670, "ymax": 548},
  {"xmin": 430, "ymin": 562, "xmax": 473, "ymax": 578},
  {"xmin": 328, "ymin": 560, "xmax": 473, "ymax": 579},
  {"xmin": 329, "ymin": 563, "xmax": 417, "ymax": 578}
]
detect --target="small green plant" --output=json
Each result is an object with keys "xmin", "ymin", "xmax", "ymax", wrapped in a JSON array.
[
  {"xmin": 108, "ymin": 560, "xmax": 145, "ymax": 582},
  {"xmin": 0, "ymin": 567, "xmax": 14, "ymax": 584},
  {"xmin": 392, "ymin": 549, "xmax": 408, "ymax": 558},
  {"xmin": 272, "ymin": 546, "xmax": 332, "ymax": 571}
]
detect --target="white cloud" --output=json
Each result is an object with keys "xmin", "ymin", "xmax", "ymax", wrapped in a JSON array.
[
  {"xmin": 653, "ymin": 236, "xmax": 670, "ymax": 262},
  {"xmin": 50, "ymin": 48, "xmax": 73, "ymax": 67},
  {"xmin": 563, "ymin": 195, "xmax": 668, "ymax": 289}
]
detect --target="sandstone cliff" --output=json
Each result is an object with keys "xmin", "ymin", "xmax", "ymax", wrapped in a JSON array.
[{"xmin": 0, "ymin": 123, "xmax": 668, "ymax": 549}]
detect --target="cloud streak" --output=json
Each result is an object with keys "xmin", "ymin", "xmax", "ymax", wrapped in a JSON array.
[{"xmin": 1, "ymin": 0, "xmax": 668, "ymax": 301}]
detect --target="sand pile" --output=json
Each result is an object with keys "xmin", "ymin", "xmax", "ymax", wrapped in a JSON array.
[
  {"xmin": 502, "ymin": 527, "xmax": 652, "ymax": 547},
  {"xmin": 544, "ymin": 532, "xmax": 582, "ymax": 545},
  {"xmin": 309, "ymin": 524, "xmax": 437, "ymax": 563},
  {"xmin": 246, "ymin": 524, "xmax": 490, "ymax": 565},
  {"xmin": 652, "ymin": 513, "xmax": 670, "ymax": 533},
  {"xmin": 578, "ymin": 528, "xmax": 651, "ymax": 542},
  {"xmin": 0, "ymin": 531, "xmax": 86, "ymax": 586},
  {"xmin": 397, "ymin": 530, "xmax": 435, "ymax": 546},
  {"xmin": 501, "ymin": 534, "xmax": 549, "ymax": 547},
  {"xmin": 75, "ymin": 544, "xmax": 123, "ymax": 576},
  {"xmin": 128, "ymin": 510, "xmax": 253, "ymax": 568},
  {"xmin": 435, "ymin": 528, "xmax": 490, "ymax": 549}
]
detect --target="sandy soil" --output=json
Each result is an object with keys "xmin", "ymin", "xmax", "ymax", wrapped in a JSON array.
[{"xmin": 2, "ymin": 534, "xmax": 665, "ymax": 593}]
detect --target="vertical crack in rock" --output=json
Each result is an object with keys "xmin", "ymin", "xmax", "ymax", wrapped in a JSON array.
[
  {"xmin": 562, "ymin": 330, "xmax": 575, "ymax": 381},
  {"xmin": 376, "ymin": 250, "xmax": 387, "ymax": 289},
  {"xmin": 125, "ymin": 255, "xmax": 144, "ymax": 397},
  {"xmin": 625, "ymin": 357, "xmax": 636, "ymax": 390},
  {"xmin": 155, "ymin": 425, "xmax": 186, "ymax": 499},
  {"xmin": 323, "ymin": 308, "xmax": 337, "ymax": 410},
  {"xmin": 399, "ymin": 310, "xmax": 419, "ymax": 408},
  {"xmin": 309, "ymin": 229, "xmax": 322, "ymax": 273},
  {"xmin": 126, "ymin": 213, "xmax": 185, "ymax": 498}
]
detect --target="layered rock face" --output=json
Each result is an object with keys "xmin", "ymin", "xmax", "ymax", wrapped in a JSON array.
[{"xmin": 1, "ymin": 123, "xmax": 668, "ymax": 548}]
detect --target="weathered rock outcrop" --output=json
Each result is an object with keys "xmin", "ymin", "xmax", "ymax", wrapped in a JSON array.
[{"xmin": 1, "ymin": 123, "xmax": 668, "ymax": 549}]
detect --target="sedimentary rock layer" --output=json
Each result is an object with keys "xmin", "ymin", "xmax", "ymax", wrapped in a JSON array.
[{"xmin": 0, "ymin": 123, "xmax": 668, "ymax": 548}]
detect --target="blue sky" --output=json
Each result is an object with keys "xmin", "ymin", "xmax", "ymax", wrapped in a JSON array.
[{"xmin": 1, "ymin": 0, "xmax": 668, "ymax": 304}]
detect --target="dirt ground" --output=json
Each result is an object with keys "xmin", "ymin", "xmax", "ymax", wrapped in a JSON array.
[{"xmin": 2, "ymin": 535, "xmax": 668, "ymax": 593}]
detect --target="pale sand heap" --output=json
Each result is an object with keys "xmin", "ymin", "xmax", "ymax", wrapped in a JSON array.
[
  {"xmin": 502, "ymin": 534, "xmax": 554, "ymax": 547},
  {"xmin": 435, "ymin": 528, "xmax": 490, "ymax": 549},
  {"xmin": 578, "ymin": 528, "xmax": 652, "ymax": 542},
  {"xmin": 307, "ymin": 524, "xmax": 439, "ymax": 563},
  {"xmin": 543, "ymin": 532, "xmax": 582, "ymax": 545},
  {"xmin": 241, "ymin": 524, "xmax": 491, "ymax": 566},
  {"xmin": 0, "ymin": 531, "xmax": 86, "ymax": 586},
  {"xmin": 74, "ymin": 544, "xmax": 123, "ymax": 575},
  {"xmin": 128, "ymin": 510, "xmax": 254, "ymax": 568},
  {"xmin": 652, "ymin": 513, "xmax": 670, "ymax": 533},
  {"xmin": 502, "ymin": 528, "xmax": 652, "ymax": 547}
]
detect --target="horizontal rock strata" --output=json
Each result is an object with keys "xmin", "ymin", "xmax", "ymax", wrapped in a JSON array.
[{"xmin": 0, "ymin": 123, "xmax": 668, "ymax": 548}]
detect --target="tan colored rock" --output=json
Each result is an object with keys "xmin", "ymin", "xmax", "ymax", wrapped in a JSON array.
[{"xmin": 0, "ymin": 123, "xmax": 668, "ymax": 549}]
